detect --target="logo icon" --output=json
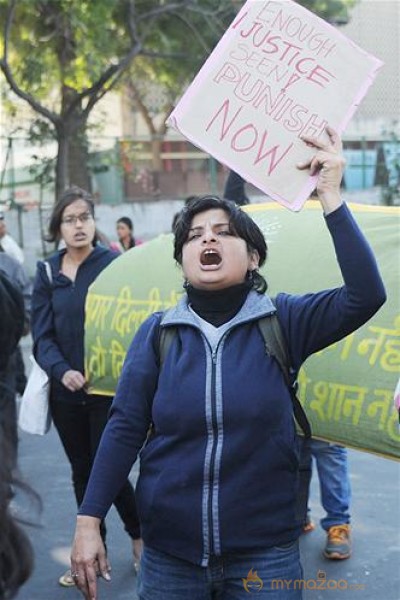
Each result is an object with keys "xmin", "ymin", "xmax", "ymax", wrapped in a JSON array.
[{"xmin": 242, "ymin": 568, "xmax": 264, "ymax": 593}]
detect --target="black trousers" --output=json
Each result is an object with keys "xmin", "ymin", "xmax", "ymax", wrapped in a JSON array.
[{"xmin": 50, "ymin": 396, "xmax": 141, "ymax": 541}]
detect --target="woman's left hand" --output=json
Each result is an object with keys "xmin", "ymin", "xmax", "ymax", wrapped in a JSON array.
[
  {"xmin": 297, "ymin": 125, "xmax": 345, "ymax": 215},
  {"xmin": 61, "ymin": 369, "xmax": 86, "ymax": 392}
]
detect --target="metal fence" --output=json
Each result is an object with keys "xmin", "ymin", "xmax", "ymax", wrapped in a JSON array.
[{"xmin": 1, "ymin": 135, "xmax": 399, "ymax": 210}]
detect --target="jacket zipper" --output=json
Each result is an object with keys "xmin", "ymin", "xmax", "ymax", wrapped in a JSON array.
[{"xmin": 207, "ymin": 349, "xmax": 218, "ymax": 557}]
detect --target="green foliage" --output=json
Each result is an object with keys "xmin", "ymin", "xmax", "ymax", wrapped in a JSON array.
[
  {"xmin": 1, "ymin": 0, "xmax": 357, "ymax": 126},
  {"xmin": 0, "ymin": 0, "xmax": 133, "ymax": 100},
  {"xmin": 0, "ymin": 0, "xmax": 358, "ymax": 194},
  {"xmin": 301, "ymin": 0, "xmax": 356, "ymax": 23}
]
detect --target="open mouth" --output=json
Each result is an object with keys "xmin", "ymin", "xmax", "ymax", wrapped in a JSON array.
[
  {"xmin": 200, "ymin": 248, "xmax": 222, "ymax": 266},
  {"xmin": 74, "ymin": 234, "xmax": 86, "ymax": 240}
]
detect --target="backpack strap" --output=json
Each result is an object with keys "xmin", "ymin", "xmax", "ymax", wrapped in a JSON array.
[
  {"xmin": 158, "ymin": 324, "xmax": 176, "ymax": 368},
  {"xmin": 257, "ymin": 314, "xmax": 291, "ymax": 387},
  {"xmin": 258, "ymin": 312, "xmax": 311, "ymax": 439}
]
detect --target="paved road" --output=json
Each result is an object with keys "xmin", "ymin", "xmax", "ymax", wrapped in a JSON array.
[{"xmin": 13, "ymin": 339, "xmax": 400, "ymax": 600}]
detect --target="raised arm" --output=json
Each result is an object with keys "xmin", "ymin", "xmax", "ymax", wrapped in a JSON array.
[{"xmin": 278, "ymin": 127, "xmax": 386, "ymax": 367}]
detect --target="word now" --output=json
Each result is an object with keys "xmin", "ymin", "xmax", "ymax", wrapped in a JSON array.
[{"xmin": 206, "ymin": 98, "xmax": 294, "ymax": 176}]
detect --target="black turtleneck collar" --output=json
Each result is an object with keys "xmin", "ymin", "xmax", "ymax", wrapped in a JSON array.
[{"xmin": 186, "ymin": 280, "xmax": 252, "ymax": 327}]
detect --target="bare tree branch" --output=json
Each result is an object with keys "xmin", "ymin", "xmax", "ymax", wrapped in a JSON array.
[
  {"xmin": 81, "ymin": 67, "xmax": 127, "ymax": 121},
  {"xmin": 139, "ymin": 50, "xmax": 188, "ymax": 60},
  {"xmin": 158, "ymin": 102, "xmax": 176, "ymax": 136},
  {"xmin": 171, "ymin": 12, "xmax": 213, "ymax": 54},
  {"xmin": 126, "ymin": 80, "xmax": 157, "ymax": 135},
  {"xmin": 137, "ymin": 1, "xmax": 194, "ymax": 23},
  {"xmin": 127, "ymin": 0, "xmax": 140, "ymax": 46},
  {"xmin": 63, "ymin": 40, "xmax": 142, "ymax": 120}
]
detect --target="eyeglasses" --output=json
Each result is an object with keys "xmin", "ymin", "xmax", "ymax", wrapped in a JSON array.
[{"xmin": 61, "ymin": 212, "xmax": 94, "ymax": 226}]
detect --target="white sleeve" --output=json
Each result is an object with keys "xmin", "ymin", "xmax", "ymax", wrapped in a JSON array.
[{"xmin": 2, "ymin": 235, "xmax": 24, "ymax": 264}]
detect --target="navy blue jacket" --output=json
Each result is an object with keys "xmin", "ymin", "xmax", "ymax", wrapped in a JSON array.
[
  {"xmin": 31, "ymin": 246, "xmax": 117, "ymax": 403},
  {"xmin": 79, "ymin": 204, "xmax": 386, "ymax": 565}
]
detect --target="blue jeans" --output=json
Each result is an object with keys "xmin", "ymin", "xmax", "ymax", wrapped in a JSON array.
[
  {"xmin": 310, "ymin": 440, "xmax": 351, "ymax": 531},
  {"xmin": 138, "ymin": 542, "xmax": 303, "ymax": 599}
]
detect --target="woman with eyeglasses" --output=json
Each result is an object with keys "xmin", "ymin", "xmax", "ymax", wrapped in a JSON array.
[{"xmin": 31, "ymin": 186, "xmax": 142, "ymax": 587}]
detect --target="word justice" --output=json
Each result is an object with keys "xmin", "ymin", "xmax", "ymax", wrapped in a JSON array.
[{"xmin": 229, "ymin": 43, "xmax": 336, "ymax": 92}]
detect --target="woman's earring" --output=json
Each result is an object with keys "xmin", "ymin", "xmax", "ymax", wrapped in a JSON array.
[
  {"xmin": 183, "ymin": 278, "xmax": 190, "ymax": 290},
  {"xmin": 247, "ymin": 270, "xmax": 255, "ymax": 283}
]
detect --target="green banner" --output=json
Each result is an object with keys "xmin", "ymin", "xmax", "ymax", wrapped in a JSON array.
[{"xmin": 85, "ymin": 202, "xmax": 400, "ymax": 459}]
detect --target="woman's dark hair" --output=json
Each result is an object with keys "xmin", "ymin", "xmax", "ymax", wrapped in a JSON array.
[
  {"xmin": 46, "ymin": 186, "xmax": 96, "ymax": 244},
  {"xmin": 117, "ymin": 217, "xmax": 136, "ymax": 248},
  {"xmin": 173, "ymin": 195, "xmax": 268, "ymax": 293},
  {"xmin": 117, "ymin": 216, "xmax": 133, "ymax": 231}
]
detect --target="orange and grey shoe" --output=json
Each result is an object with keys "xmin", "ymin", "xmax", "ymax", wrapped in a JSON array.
[{"xmin": 324, "ymin": 524, "xmax": 351, "ymax": 560}]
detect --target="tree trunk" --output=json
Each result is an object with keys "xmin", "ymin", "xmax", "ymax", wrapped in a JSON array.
[
  {"xmin": 68, "ymin": 124, "xmax": 91, "ymax": 191},
  {"xmin": 150, "ymin": 135, "xmax": 163, "ymax": 196},
  {"xmin": 55, "ymin": 126, "xmax": 69, "ymax": 202},
  {"xmin": 55, "ymin": 121, "xmax": 91, "ymax": 202},
  {"xmin": 55, "ymin": 85, "xmax": 91, "ymax": 201}
]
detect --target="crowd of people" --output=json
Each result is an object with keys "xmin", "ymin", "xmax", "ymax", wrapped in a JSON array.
[{"xmin": 0, "ymin": 128, "xmax": 392, "ymax": 600}]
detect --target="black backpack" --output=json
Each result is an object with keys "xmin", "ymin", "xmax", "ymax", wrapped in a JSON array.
[
  {"xmin": 158, "ymin": 310, "xmax": 311, "ymax": 438},
  {"xmin": 0, "ymin": 271, "xmax": 25, "ymax": 371}
]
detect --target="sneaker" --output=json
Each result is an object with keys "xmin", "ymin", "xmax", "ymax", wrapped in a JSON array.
[
  {"xmin": 324, "ymin": 524, "xmax": 351, "ymax": 560},
  {"xmin": 58, "ymin": 569, "xmax": 76, "ymax": 587}
]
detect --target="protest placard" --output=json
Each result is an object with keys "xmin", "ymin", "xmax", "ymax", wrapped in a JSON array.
[{"xmin": 167, "ymin": 0, "xmax": 383, "ymax": 210}]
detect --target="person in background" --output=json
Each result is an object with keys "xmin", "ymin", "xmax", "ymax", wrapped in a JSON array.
[
  {"xmin": 0, "ymin": 262, "xmax": 35, "ymax": 599},
  {"xmin": 70, "ymin": 128, "xmax": 385, "ymax": 600},
  {"xmin": 0, "ymin": 248, "xmax": 32, "ymax": 465},
  {"xmin": 223, "ymin": 170, "xmax": 250, "ymax": 206},
  {"xmin": 301, "ymin": 441, "xmax": 352, "ymax": 560},
  {"xmin": 0, "ymin": 213, "xmax": 27, "ymax": 395},
  {"xmin": 31, "ymin": 186, "xmax": 142, "ymax": 588},
  {"xmin": 0, "ymin": 212, "xmax": 24, "ymax": 264},
  {"xmin": 110, "ymin": 217, "xmax": 142, "ymax": 253}
]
